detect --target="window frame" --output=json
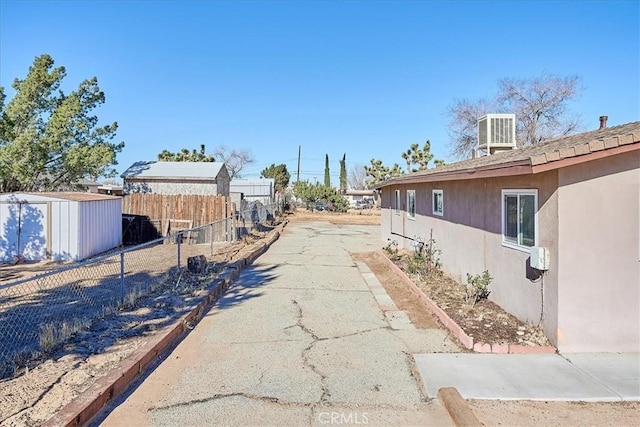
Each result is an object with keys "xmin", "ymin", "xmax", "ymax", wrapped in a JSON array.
[
  {"xmin": 406, "ymin": 189, "xmax": 416, "ymax": 220},
  {"xmin": 501, "ymin": 189, "xmax": 538, "ymax": 252},
  {"xmin": 432, "ymin": 189, "xmax": 444, "ymax": 216},
  {"xmin": 394, "ymin": 190, "xmax": 401, "ymax": 215}
]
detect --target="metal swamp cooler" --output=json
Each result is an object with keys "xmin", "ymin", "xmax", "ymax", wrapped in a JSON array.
[{"xmin": 0, "ymin": 192, "xmax": 122, "ymax": 263}]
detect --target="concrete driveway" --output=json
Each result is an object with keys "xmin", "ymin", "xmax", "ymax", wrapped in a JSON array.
[{"xmin": 97, "ymin": 221, "xmax": 460, "ymax": 426}]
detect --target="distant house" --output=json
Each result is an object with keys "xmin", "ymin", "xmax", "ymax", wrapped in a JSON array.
[
  {"xmin": 230, "ymin": 178, "xmax": 275, "ymax": 205},
  {"xmin": 376, "ymin": 120, "xmax": 640, "ymax": 353},
  {"xmin": 121, "ymin": 161, "xmax": 230, "ymax": 196},
  {"xmin": 343, "ymin": 189, "xmax": 377, "ymax": 208},
  {"xmin": 97, "ymin": 184, "xmax": 124, "ymax": 196}
]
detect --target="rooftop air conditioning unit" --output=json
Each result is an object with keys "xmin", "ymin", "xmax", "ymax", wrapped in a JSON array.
[{"xmin": 477, "ymin": 114, "xmax": 516, "ymax": 156}]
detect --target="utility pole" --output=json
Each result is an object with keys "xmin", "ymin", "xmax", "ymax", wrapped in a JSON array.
[{"xmin": 297, "ymin": 145, "xmax": 301, "ymax": 183}]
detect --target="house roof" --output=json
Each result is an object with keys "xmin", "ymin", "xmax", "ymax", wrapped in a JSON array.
[
  {"xmin": 120, "ymin": 161, "xmax": 226, "ymax": 180},
  {"xmin": 378, "ymin": 121, "xmax": 640, "ymax": 187}
]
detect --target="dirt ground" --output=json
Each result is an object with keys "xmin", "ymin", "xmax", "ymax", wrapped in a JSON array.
[
  {"xmin": 352, "ymin": 251, "xmax": 441, "ymax": 330},
  {"xmin": 1, "ymin": 210, "xmax": 637, "ymax": 426},
  {"xmin": 387, "ymin": 249, "xmax": 550, "ymax": 347}
]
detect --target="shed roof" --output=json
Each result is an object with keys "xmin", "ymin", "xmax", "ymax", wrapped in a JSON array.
[
  {"xmin": 0, "ymin": 192, "xmax": 121, "ymax": 202},
  {"xmin": 378, "ymin": 121, "xmax": 640, "ymax": 187},
  {"xmin": 121, "ymin": 161, "xmax": 226, "ymax": 180}
]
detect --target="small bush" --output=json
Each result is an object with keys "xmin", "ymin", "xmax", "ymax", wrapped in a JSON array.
[
  {"xmin": 465, "ymin": 270, "xmax": 492, "ymax": 306},
  {"xmin": 408, "ymin": 234, "xmax": 442, "ymax": 277},
  {"xmin": 383, "ymin": 239, "xmax": 400, "ymax": 260}
]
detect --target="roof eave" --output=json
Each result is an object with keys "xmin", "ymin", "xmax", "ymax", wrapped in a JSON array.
[
  {"xmin": 377, "ymin": 160, "xmax": 532, "ymax": 187},
  {"xmin": 124, "ymin": 176, "xmax": 218, "ymax": 182},
  {"xmin": 531, "ymin": 141, "xmax": 640, "ymax": 174}
]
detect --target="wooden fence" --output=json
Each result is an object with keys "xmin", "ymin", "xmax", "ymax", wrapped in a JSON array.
[{"xmin": 122, "ymin": 194, "xmax": 233, "ymax": 232}]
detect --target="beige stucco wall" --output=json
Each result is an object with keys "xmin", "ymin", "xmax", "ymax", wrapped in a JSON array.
[
  {"xmin": 380, "ymin": 172, "xmax": 561, "ymax": 343},
  {"xmin": 557, "ymin": 150, "xmax": 640, "ymax": 352}
]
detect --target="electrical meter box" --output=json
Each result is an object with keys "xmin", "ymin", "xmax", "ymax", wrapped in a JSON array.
[{"xmin": 530, "ymin": 246, "xmax": 550, "ymax": 270}]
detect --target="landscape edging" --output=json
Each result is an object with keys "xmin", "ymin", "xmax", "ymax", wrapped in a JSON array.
[
  {"xmin": 376, "ymin": 249, "xmax": 556, "ymax": 355},
  {"xmin": 44, "ymin": 223, "xmax": 286, "ymax": 427}
]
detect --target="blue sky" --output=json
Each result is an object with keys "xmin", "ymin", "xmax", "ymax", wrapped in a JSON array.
[{"xmin": 1, "ymin": 0, "xmax": 638, "ymax": 185}]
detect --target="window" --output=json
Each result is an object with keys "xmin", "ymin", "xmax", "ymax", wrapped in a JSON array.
[
  {"xmin": 501, "ymin": 189, "xmax": 537, "ymax": 251},
  {"xmin": 394, "ymin": 190, "xmax": 401, "ymax": 214},
  {"xmin": 407, "ymin": 190, "xmax": 416, "ymax": 219},
  {"xmin": 432, "ymin": 190, "xmax": 443, "ymax": 216}
]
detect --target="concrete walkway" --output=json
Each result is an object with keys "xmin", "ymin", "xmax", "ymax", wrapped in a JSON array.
[
  {"xmin": 98, "ymin": 221, "xmax": 460, "ymax": 426},
  {"xmin": 414, "ymin": 352, "xmax": 640, "ymax": 402}
]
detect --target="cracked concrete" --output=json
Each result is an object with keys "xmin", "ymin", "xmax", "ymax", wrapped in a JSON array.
[{"xmin": 98, "ymin": 221, "xmax": 454, "ymax": 426}]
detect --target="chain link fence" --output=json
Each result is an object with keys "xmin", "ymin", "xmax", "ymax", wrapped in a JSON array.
[
  {"xmin": 235, "ymin": 200, "xmax": 279, "ymax": 239},
  {"xmin": 0, "ymin": 212, "xmax": 251, "ymax": 379}
]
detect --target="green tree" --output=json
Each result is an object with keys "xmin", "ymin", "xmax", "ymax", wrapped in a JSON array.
[
  {"xmin": 0, "ymin": 54, "xmax": 124, "ymax": 192},
  {"xmin": 364, "ymin": 159, "xmax": 404, "ymax": 188},
  {"xmin": 434, "ymin": 159, "xmax": 446, "ymax": 167},
  {"xmin": 158, "ymin": 144, "xmax": 214, "ymax": 162},
  {"xmin": 401, "ymin": 141, "xmax": 434, "ymax": 173},
  {"xmin": 339, "ymin": 153, "xmax": 347, "ymax": 191},
  {"xmin": 261, "ymin": 163, "xmax": 290, "ymax": 192},
  {"xmin": 292, "ymin": 180, "xmax": 349, "ymax": 212},
  {"xmin": 324, "ymin": 154, "xmax": 330, "ymax": 188}
]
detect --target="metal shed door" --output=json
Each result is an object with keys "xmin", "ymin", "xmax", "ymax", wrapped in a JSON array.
[{"xmin": 0, "ymin": 202, "xmax": 48, "ymax": 262}]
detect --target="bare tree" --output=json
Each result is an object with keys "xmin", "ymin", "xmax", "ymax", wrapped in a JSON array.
[
  {"xmin": 348, "ymin": 164, "xmax": 367, "ymax": 189},
  {"xmin": 498, "ymin": 73, "xmax": 582, "ymax": 145},
  {"xmin": 446, "ymin": 72, "xmax": 583, "ymax": 159},
  {"xmin": 212, "ymin": 145, "xmax": 255, "ymax": 179},
  {"xmin": 446, "ymin": 98, "xmax": 494, "ymax": 159}
]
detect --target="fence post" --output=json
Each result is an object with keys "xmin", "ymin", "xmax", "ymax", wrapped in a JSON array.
[
  {"xmin": 120, "ymin": 251, "xmax": 125, "ymax": 301},
  {"xmin": 210, "ymin": 223, "xmax": 214, "ymax": 255},
  {"xmin": 177, "ymin": 232, "xmax": 182, "ymax": 271}
]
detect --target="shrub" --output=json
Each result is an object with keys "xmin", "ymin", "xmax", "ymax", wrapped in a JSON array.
[
  {"xmin": 383, "ymin": 239, "xmax": 399, "ymax": 260},
  {"xmin": 409, "ymin": 233, "xmax": 442, "ymax": 277},
  {"xmin": 464, "ymin": 270, "xmax": 492, "ymax": 305}
]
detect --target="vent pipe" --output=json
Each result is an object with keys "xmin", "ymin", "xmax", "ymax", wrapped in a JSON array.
[{"xmin": 599, "ymin": 115, "xmax": 608, "ymax": 130}]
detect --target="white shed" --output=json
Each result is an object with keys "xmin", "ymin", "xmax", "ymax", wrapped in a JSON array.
[
  {"xmin": 230, "ymin": 178, "xmax": 275, "ymax": 204},
  {"xmin": 0, "ymin": 192, "xmax": 122, "ymax": 262}
]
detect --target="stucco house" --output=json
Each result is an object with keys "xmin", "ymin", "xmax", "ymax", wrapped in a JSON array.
[
  {"xmin": 121, "ymin": 161, "xmax": 230, "ymax": 196},
  {"xmin": 376, "ymin": 120, "xmax": 639, "ymax": 353}
]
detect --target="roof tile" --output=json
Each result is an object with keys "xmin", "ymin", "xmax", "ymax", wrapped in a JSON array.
[
  {"xmin": 530, "ymin": 154, "xmax": 548, "ymax": 166},
  {"xmin": 618, "ymin": 133, "xmax": 635, "ymax": 145},
  {"xmin": 558, "ymin": 147, "xmax": 576, "ymax": 159},
  {"xmin": 574, "ymin": 144, "xmax": 591, "ymax": 156},
  {"xmin": 545, "ymin": 151, "xmax": 561, "ymax": 162},
  {"xmin": 603, "ymin": 136, "xmax": 620, "ymax": 149},
  {"xmin": 588, "ymin": 140, "xmax": 606, "ymax": 151}
]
